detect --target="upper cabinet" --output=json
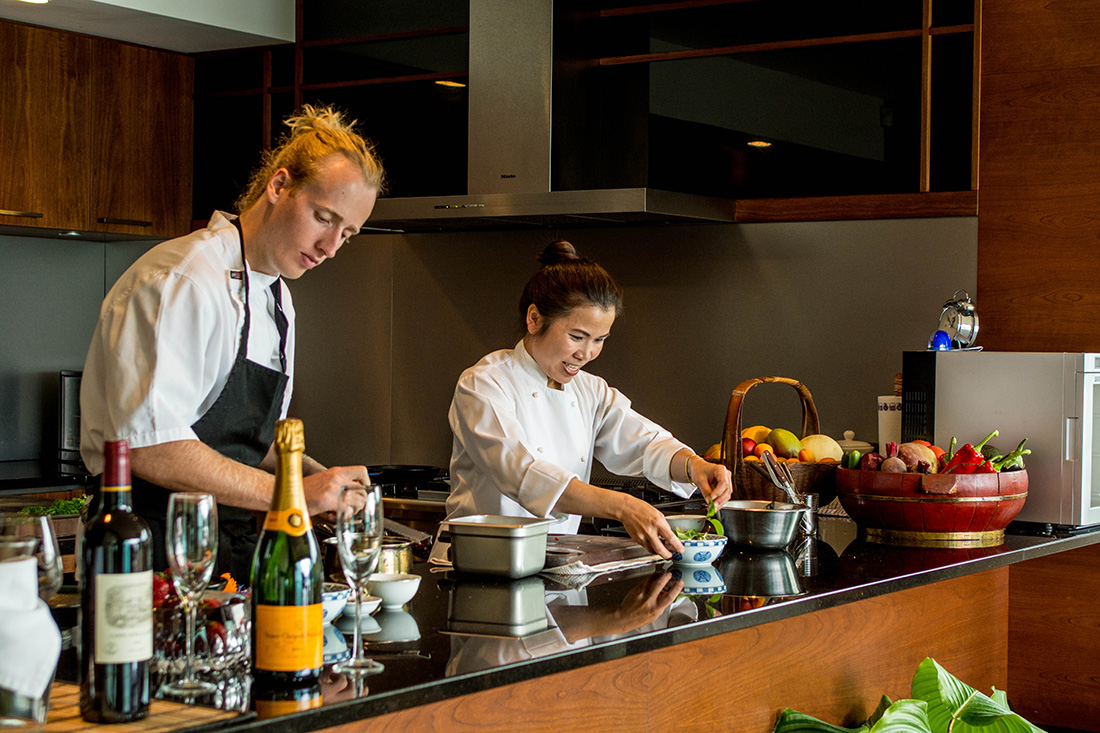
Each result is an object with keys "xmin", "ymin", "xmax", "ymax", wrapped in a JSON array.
[
  {"xmin": 191, "ymin": 0, "xmax": 978, "ymax": 227},
  {"xmin": 0, "ymin": 18, "xmax": 194, "ymax": 238}
]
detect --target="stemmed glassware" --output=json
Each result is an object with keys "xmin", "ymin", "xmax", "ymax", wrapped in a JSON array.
[
  {"xmin": 0, "ymin": 514, "xmax": 62, "ymax": 602},
  {"xmin": 334, "ymin": 484, "xmax": 385, "ymax": 677},
  {"xmin": 163, "ymin": 493, "xmax": 218, "ymax": 697}
]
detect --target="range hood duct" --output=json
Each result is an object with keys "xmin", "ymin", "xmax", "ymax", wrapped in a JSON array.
[{"xmin": 365, "ymin": 0, "xmax": 735, "ymax": 233}]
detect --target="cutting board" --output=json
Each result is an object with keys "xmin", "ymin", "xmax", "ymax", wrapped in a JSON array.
[{"xmin": 544, "ymin": 534, "xmax": 652, "ymax": 569}]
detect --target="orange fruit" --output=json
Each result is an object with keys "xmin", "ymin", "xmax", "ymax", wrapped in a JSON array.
[
  {"xmin": 744, "ymin": 455, "xmax": 761, "ymax": 462},
  {"xmin": 798, "ymin": 448, "xmax": 815, "ymax": 463},
  {"xmin": 818, "ymin": 456, "xmax": 838, "ymax": 464},
  {"xmin": 753, "ymin": 443, "xmax": 774, "ymax": 458}
]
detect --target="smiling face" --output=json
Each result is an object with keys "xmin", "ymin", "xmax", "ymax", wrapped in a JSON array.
[
  {"xmin": 524, "ymin": 303, "xmax": 616, "ymax": 388},
  {"xmin": 247, "ymin": 153, "xmax": 378, "ymax": 279}
]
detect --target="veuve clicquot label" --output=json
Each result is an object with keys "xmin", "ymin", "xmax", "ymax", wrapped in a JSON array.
[
  {"xmin": 262, "ymin": 506, "xmax": 310, "ymax": 536},
  {"xmin": 94, "ymin": 570, "xmax": 154, "ymax": 663},
  {"xmin": 254, "ymin": 603, "xmax": 323, "ymax": 671}
]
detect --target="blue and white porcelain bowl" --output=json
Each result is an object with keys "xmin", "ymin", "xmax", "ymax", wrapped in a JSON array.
[
  {"xmin": 670, "ymin": 563, "xmax": 727, "ymax": 595},
  {"xmin": 322, "ymin": 623, "xmax": 350, "ymax": 665},
  {"xmin": 322, "ymin": 582, "xmax": 351, "ymax": 625},
  {"xmin": 671, "ymin": 534, "xmax": 728, "ymax": 566}
]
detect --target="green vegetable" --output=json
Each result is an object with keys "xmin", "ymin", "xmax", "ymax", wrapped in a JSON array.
[
  {"xmin": 772, "ymin": 658, "xmax": 1044, "ymax": 733},
  {"xmin": 19, "ymin": 495, "xmax": 87, "ymax": 516},
  {"xmin": 979, "ymin": 444, "xmax": 1002, "ymax": 462},
  {"xmin": 671, "ymin": 500, "xmax": 724, "ymax": 541},
  {"xmin": 991, "ymin": 438, "xmax": 1030, "ymax": 472},
  {"xmin": 842, "ymin": 450, "xmax": 863, "ymax": 470}
]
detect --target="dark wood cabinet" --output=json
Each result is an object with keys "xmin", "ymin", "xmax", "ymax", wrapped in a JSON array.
[
  {"xmin": 0, "ymin": 22, "xmax": 92, "ymax": 231},
  {"xmin": 0, "ymin": 18, "xmax": 194, "ymax": 238},
  {"xmin": 90, "ymin": 38, "xmax": 194, "ymax": 237}
]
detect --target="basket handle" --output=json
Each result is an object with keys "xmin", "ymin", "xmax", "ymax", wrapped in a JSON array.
[{"xmin": 720, "ymin": 377, "xmax": 822, "ymax": 471}]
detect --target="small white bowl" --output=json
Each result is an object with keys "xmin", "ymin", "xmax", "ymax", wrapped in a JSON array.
[
  {"xmin": 367, "ymin": 573, "xmax": 421, "ymax": 610},
  {"xmin": 364, "ymin": 609, "xmax": 420, "ymax": 643},
  {"xmin": 671, "ymin": 563, "xmax": 727, "ymax": 595},
  {"xmin": 672, "ymin": 534, "xmax": 728, "ymax": 566},
  {"xmin": 322, "ymin": 582, "xmax": 351, "ymax": 625},
  {"xmin": 665, "ymin": 514, "xmax": 710, "ymax": 535},
  {"xmin": 334, "ymin": 609, "xmax": 381, "ymax": 635},
  {"xmin": 322, "ymin": 623, "xmax": 350, "ymax": 665}
]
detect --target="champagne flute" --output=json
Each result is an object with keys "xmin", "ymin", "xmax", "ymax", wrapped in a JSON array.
[
  {"xmin": 334, "ymin": 484, "xmax": 385, "ymax": 677},
  {"xmin": 0, "ymin": 515, "xmax": 62, "ymax": 601},
  {"xmin": 162, "ymin": 493, "xmax": 218, "ymax": 696}
]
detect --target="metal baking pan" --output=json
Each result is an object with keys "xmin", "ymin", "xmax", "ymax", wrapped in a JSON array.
[{"xmin": 442, "ymin": 515, "xmax": 555, "ymax": 578}]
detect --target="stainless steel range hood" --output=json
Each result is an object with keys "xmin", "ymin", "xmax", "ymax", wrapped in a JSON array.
[{"xmin": 364, "ymin": 0, "xmax": 735, "ymax": 233}]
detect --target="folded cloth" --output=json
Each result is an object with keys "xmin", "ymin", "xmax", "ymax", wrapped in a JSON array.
[
  {"xmin": 0, "ymin": 557, "xmax": 62, "ymax": 699},
  {"xmin": 540, "ymin": 554, "xmax": 664, "ymax": 577}
]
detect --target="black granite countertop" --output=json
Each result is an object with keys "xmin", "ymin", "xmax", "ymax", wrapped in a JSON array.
[{"xmin": 89, "ymin": 514, "xmax": 1100, "ymax": 733}]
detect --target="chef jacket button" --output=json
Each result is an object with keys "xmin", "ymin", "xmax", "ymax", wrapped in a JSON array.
[
  {"xmin": 537, "ymin": 447, "xmax": 544, "ymax": 453},
  {"xmin": 580, "ymin": 456, "xmax": 586, "ymax": 462},
  {"xmin": 532, "ymin": 392, "xmax": 539, "ymax": 398},
  {"xmin": 571, "ymin": 401, "xmax": 577, "ymax": 407}
]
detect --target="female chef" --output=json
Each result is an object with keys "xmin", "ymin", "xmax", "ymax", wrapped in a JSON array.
[{"xmin": 446, "ymin": 241, "xmax": 733, "ymax": 559}]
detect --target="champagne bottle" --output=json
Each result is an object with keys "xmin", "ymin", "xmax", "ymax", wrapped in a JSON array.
[
  {"xmin": 251, "ymin": 418, "xmax": 323, "ymax": 686},
  {"xmin": 79, "ymin": 440, "xmax": 152, "ymax": 723}
]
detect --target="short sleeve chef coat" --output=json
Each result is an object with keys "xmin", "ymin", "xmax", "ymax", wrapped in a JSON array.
[
  {"xmin": 80, "ymin": 211, "xmax": 296, "ymax": 475},
  {"xmin": 446, "ymin": 340, "xmax": 696, "ymax": 534}
]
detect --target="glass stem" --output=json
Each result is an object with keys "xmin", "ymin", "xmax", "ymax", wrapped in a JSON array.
[
  {"xmin": 184, "ymin": 599, "xmax": 197, "ymax": 683},
  {"xmin": 352, "ymin": 587, "xmax": 364, "ymax": 664}
]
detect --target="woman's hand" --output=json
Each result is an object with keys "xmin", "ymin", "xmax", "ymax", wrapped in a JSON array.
[
  {"xmin": 617, "ymin": 494, "xmax": 683, "ymax": 559},
  {"xmin": 685, "ymin": 454, "xmax": 733, "ymax": 508}
]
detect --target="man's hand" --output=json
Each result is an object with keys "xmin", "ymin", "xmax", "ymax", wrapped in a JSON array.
[{"xmin": 303, "ymin": 465, "xmax": 369, "ymax": 516}]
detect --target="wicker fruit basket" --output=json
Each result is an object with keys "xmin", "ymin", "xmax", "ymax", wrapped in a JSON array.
[{"xmin": 719, "ymin": 376, "xmax": 837, "ymax": 507}]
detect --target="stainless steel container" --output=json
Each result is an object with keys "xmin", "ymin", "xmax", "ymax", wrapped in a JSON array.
[
  {"xmin": 443, "ymin": 515, "xmax": 554, "ymax": 578},
  {"xmin": 446, "ymin": 575, "xmax": 548, "ymax": 636},
  {"xmin": 719, "ymin": 500, "xmax": 806, "ymax": 549},
  {"xmin": 380, "ymin": 537, "xmax": 413, "ymax": 574},
  {"xmin": 717, "ymin": 548, "xmax": 804, "ymax": 598}
]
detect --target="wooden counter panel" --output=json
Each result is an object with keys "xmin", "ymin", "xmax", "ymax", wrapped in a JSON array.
[
  {"xmin": 1009, "ymin": 543, "xmax": 1100, "ymax": 731},
  {"xmin": 324, "ymin": 569, "xmax": 1008, "ymax": 733}
]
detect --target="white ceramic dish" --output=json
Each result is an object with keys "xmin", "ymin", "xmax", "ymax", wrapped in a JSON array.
[
  {"xmin": 334, "ymin": 609, "xmax": 381, "ymax": 635},
  {"xmin": 672, "ymin": 534, "xmax": 728, "ymax": 566},
  {"xmin": 671, "ymin": 563, "xmax": 727, "ymax": 596},
  {"xmin": 367, "ymin": 573, "xmax": 421, "ymax": 609},
  {"xmin": 322, "ymin": 623, "xmax": 351, "ymax": 665},
  {"xmin": 321, "ymin": 582, "xmax": 351, "ymax": 625}
]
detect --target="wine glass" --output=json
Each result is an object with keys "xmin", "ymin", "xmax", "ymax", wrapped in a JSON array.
[
  {"xmin": 334, "ymin": 484, "xmax": 385, "ymax": 677},
  {"xmin": 0, "ymin": 515, "xmax": 62, "ymax": 602},
  {"xmin": 162, "ymin": 493, "xmax": 218, "ymax": 697}
]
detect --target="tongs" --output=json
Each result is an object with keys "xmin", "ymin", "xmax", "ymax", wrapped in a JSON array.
[
  {"xmin": 761, "ymin": 452, "xmax": 816, "ymax": 536},
  {"xmin": 761, "ymin": 451, "xmax": 801, "ymax": 505}
]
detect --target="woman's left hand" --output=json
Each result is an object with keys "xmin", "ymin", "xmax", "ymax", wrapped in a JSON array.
[{"xmin": 688, "ymin": 457, "xmax": 733, "ymax": 508}]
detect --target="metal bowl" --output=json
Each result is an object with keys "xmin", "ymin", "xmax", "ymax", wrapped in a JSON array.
[{"xmin": 719, "ymin": 500, "xmax": 806, "ymax": 550}]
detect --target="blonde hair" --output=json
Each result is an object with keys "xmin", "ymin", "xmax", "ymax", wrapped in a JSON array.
[{"xmin": 235, "ymin": 104, "xmax": 386, "ymax": 213}]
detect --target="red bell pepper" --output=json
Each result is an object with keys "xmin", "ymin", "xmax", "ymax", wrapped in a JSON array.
[{"xmin": 942, "ymin": 430, "xmax": 999, "ymax": 474}]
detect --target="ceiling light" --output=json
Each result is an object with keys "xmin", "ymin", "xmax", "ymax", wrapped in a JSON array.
[
  {"xmin": 747, "ymin": 140, "xmax": 772, "ymax": 148},
  {"xmin": 16, "ymin": 0, "xmax": 50, "ymax": 4},
  {"xmin": 435, "ymin": 80, "xmax": 466, "ymax": 88}
]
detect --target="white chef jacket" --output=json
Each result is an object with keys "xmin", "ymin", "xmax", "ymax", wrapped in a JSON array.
[
  {"xmin": 80, "ymin": 211, "xmax": 295, "ymax": 475},
  {"xmin": 446, "ymin": 341, "xmax": 697, "ymax": 534}
]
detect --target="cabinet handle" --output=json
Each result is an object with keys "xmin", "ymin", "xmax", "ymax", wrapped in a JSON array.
[
  {"xmin": 0, "ymin": 209, "xmax": 44, "ymax": 218},
  {"xmin": 97, "ymin": 217, "xmax": 153, "ymax": 227}
]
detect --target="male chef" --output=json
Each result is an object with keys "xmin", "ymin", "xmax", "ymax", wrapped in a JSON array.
[{"xmin": 80, "ymin": 104, "xmax": 385, "ymax": 582}]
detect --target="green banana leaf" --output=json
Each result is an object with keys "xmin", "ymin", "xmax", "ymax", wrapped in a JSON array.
[
  {"xmin": 773, "ymin": 697, "xmax": 932, "ymax": 733},
  {"xmin": 910, "ymin": 658, "xmax": 1045, "ymax": 733}
]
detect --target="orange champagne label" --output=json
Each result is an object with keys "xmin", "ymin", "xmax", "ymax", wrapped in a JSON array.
[
  {"xmin": 254, "ymin": 604, "xmax": 323, "ymax": 672},
  {"xmin": 263, "ymin": 507, "xmax": 311, "ymax": 536},
  {"xmin": 255, "ymin": 696, "xmax": 322, "ymax": 719},
  {"xmin": 101, "ymin": 483, "xmax": 130, "ymax": 493}
]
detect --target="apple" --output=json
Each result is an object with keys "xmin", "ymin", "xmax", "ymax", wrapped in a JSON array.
[{"xmin": 742, "ymin": 437, "xmax": 756, "ymax": 456}]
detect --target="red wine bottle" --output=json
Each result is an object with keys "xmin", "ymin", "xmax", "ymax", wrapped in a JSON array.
[{"xmin": 80, "ymin": 440, "xmax": 153, "ymax": 723}]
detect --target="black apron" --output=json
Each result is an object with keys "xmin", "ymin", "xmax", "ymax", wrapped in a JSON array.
[{"xmin": 129, "ymin": 219, "xmax": 289, "ymax": 585}]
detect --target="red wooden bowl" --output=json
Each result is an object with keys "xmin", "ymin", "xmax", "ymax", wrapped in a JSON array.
[{"xmin": 835, "ymin": 468, "xmax": 1028, "ymax": 547}]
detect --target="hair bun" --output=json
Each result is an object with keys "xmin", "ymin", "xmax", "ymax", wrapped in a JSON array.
[{"xmin": 537, "ymin": 240, "xmax": 580, "ymax": 266}]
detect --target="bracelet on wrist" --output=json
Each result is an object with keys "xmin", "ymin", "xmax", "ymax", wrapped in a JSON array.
[{"xmin": 684, "ymin": 453, "xmax": 699, "ymax": 488}]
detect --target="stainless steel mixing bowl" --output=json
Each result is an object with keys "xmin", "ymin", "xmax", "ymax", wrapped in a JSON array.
[{"xmin": 719, "ymin": 500, "xmax": 806, "ymax": 549}]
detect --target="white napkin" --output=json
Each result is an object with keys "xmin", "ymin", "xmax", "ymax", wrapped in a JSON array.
[
  {"xmin": 0, "ymin": 557, "xmax": 62, "ymax": 699},
  {"xmin": 540, "ymin": 554, "xmax": 664, "ymax": 577}
]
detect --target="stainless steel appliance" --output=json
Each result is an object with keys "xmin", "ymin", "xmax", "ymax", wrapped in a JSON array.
[{"xmin": 901, "ymin": 351, "xmax": 1100, "ymax": 530}]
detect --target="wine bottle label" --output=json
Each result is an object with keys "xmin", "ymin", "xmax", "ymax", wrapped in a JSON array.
[
  {"xmin": 262, "ymin": 507, "xmax": 311, "ymax": 537},
  {"xmin": 94, "ymin": 570, "xmax": 153, "ymax": 664},
  {"xmin": 254, "ymin": 604, "xmax": 323, "ymax": 671},
  {"xmin": 255, "ymin": 695, "xmax": 322, "ymax": 718}
]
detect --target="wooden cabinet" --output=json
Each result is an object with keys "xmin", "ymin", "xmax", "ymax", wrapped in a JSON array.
[
  {"xmin": 0, "ymin": 22, "xmax": 92, "ymax": 230},
  {"xmin": 90, "ymin": 38, "xmax": 194, "ymax": 237},
  {"xmin": 0, "ymin": 18, "xmax": 193, "ymax": 238}
]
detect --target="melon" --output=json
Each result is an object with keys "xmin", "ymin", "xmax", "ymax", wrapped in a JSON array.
[{"xmin": 800, "ymin": 434, "xmax": 843, "ymax": 462}]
